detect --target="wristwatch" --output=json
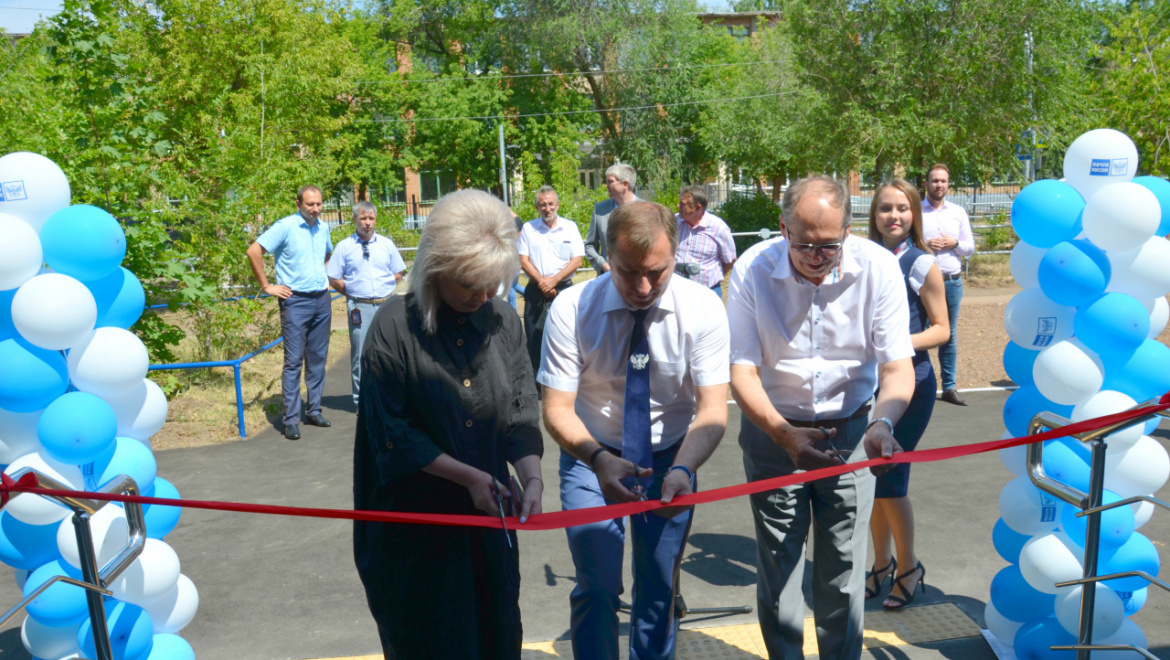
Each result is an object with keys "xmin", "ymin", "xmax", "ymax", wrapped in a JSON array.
[{"xmin": 867, "ymin": 417, "xmax": 895, "ymax": 433}]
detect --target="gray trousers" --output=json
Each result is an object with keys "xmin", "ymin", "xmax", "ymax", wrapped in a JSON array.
[
  {"xmin": 346, "ymin": 299, "xmax": 381, "ymax": 406},
  {"xmin": 279, "ymin": 291, "xmax": 331, "ymax": 427},
  {"xmin": 739, "ymin": 411, "xmax": 874, "ymax": 660}
]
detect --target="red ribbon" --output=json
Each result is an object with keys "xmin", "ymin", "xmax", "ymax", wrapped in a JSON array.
[{"xmin": 2, "ymin": 401, "xmax": 1166, "ymax": 532}]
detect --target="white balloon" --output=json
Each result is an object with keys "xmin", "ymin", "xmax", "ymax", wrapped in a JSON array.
[
  {"xmin": 999, "ymin": 431, "xmax": 1027, "ymax": 477},
  {"xmin": 0, "ymin": 152, "xmax": 71, "ymax": 233},
  {"xmin": 984, "ymin": 601, "xmax": 1023, "ymax": 646},
  {"xmin": 1004, "ymin": 288, "xmax": 1076, "ymax": 349},
  {"xmin": 1010, "ymin": 241, "xmax": 1047, "ymax": 290},
  {"xmin": 1033, "ymin": 339, "xmax": 1103, "ymax": 406},
  {"xmin": 1107, "ymin": 237, "xmax": 1170, "ymax": 301},
  {"xmin": 1063, "ymin": 129, "xmax": 1139, "ymax": 201},
  {"xmin": 1071, "ymin": 391, "xmax": 1142, "ymax": 451},
  {"xmin": 21, "ymin": 614, "xmax": 82, "ymax": 660},
  {"xmin": 141, "ymin": 573, "xmax": 199, "ymax": 634},
  {"xmin": 3, "ymin": 452, "xmax": 82, "ymax": 525},
  {"xmin": 1133, "ymin": 499, "xmax": 1155, "ymax": 529},
  {"xmin": 67, "ymin": 327, "xmax": 150, "ymax": 398},
  {"xmin": 11, "ymin": 273, "xmax": 97, "ymax": 350},
  {"xmin": 56, "ymin": 503, "xmax": 128, "ymax": 570},
  {"xmin": 1054, "ymin": 584, "xmax": 1124, "ymax": 639},
  {"xmin": 1091, "ymin": 619, "xmax": 1148, "ymax": 660},
  {"xmin": 1104, "ymin": 435, "xmax": 1170, "ymax": 499},
  {"xmin": 98, "ymin": 379, "xmax": 168, "ymax": 442},
  {"xmin": 1082, "ymin": 183, "xmax": 1161, "ymax": 253},
  {"xmin": 1019, "ymin": 531, "xmax": 1082, "ymax": 595},
  {"xmin": 998, "ymin": 476, "xmax": 1062, "ymax": 535},
  {"xmin": 108, "ymin": 538, "xmax": 181, "ymax": 604},
  {"xmin": 0, "ymin": 213, "xmax": 43, "ymax": 291},
  {"xmin": 1143, "ymin": 297, "xmax": 1168, "ymax": 339},
  {"xmin": 0, "ymin": 407, "xmax": 42, "ymax": 464}
]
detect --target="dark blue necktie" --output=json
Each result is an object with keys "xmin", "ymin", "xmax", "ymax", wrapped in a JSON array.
[{"xmin": 622, "ymin": 308, "xmax": 652, "ymax": 492}]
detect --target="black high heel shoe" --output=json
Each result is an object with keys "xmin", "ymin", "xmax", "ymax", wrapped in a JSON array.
[
  {"xmin": 884, "ymin": 561, "xmax": 926, "ymax": 610},
  {"xmin": 864, "ymin": 557, "xmax": 897, "ymax": 600}
]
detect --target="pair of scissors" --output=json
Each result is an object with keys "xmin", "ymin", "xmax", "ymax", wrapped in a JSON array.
[
  {"xmin": 816, "ymin": 427, "xmax": 852, "ymax": 462},
  {"xmin": 493, "ymin": 483, "xmax": 513, "ymax": 549}
]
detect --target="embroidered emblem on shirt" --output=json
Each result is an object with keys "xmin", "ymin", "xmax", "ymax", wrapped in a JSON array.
[{"xmin": 630, "ymin": 354, "xmax": 649, "ymax": 370}]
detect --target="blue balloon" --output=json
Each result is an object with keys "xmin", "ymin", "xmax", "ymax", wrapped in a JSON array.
[
  {"xmin": 1004, "ymin": 342, "xmax": 1039, "ymax": 386},
  {"xmin": 0, "ymin": 510, "xmax": 62, "ymax": 570},
  {"xmin": 23, "ymin": 558, "xmax": 88, "ymax": 626},
  {"xmin": 40, "ymin": 205, "xmax": 126, "ymax": 282},
  {"xmin": 1144, "ymin": 418, "xmax": 1159, "ymax": 435},
  {"xmin": 78, "ymin": 600, "xmax": 154, "ymax": 660},
  {"xmin": 1011, "ymin": 180, "xmax": 1086, "ymax": 248},
  {"xmin": 1101, "ymin": 339, "xmax": 1170, "ymax": 402},
  {"xmin": 143, "ymin": 633, "xmax": 195, "ymax": 660},
  {"xmin": 1099, "ymin": 532, "xmax": 1160, "ymax": 592},
  {"xmin": 1014, "ymin": 616, "xmax": 1076, "ymax": 660},
  {"xmin": 0, "ymin": 288, "xmax": 15, "ymax": 341},
  {"xmin": 143, "ymin": 477, "xmax": 182, "ymax": 539},
  {"xmin": 0, "ymin": 338, "xmax": 69, "ymax": 412},
  {"xmin": 85, "ymin": 437, "xmax": 157, "ymax": 493},
  {"xmin": 1003, "ymin": 385, "xmax": 1074, "ymax": 438},
  {"xmin": 37, "ymin": 391, "xmax": 118, "ymax": 465},
  {"xmin": 1061, "ymin": 490, "xmax": 1134, "ymax": 549},
  {"xmin": 83, "ymin": 267, "xmax": 145, "ymax": 330},
  {"xmin": 1037, "ymin": 240, "xmax": 1110, "ymax": 308},
  {"xmin": 1132, "ymin": 176, "xmax": 1170, "ymax": 236},
  {"xmin": 1075, "ymin": 293, "xmax": 1149, "ymax": 359},
  {"xmin": 990, "ymin": 564, "xmax": 1056, "ymax": 622},
  {"xmin": 993, "ymin": 517, "xmax": 1031, "ymax": 564},
  {"xmin": 1042, "ymin": 438, "xmax": 1091, "ymax": 492}
]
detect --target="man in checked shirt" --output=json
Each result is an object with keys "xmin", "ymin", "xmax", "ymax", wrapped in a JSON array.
[{"xmin": 675, "ymin": 185, "xmax": 736, "ymax": 298}]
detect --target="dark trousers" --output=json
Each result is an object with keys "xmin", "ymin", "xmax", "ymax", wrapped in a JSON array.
[
  {"xmin": 522, "ymin": 279, "xmax": 570, "ymax": 381},
  {"xmin": 279, "ymin": 291, "xmax": 331, "ymax": 427}
]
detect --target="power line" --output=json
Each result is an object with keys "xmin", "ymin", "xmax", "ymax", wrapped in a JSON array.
[
  {"xmin": 350, "ymin": 91, "xmax": 796, "ymax": 125},
  {"xmin": 347, "ymin": 59, "xmax": 789, "ymax": 85},
  {"xmin": 3, "ymin": 5, "xmax": 63, "ymax": 10}
]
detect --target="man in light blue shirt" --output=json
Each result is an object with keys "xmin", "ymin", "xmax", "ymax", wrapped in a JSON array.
[
  {"xmin": 327, "ymin": 201, "xmax": 407, "ymax": 407},
  {"xmin": 246, "ymin": 184, "xmax": 334, "ymax": 440}
]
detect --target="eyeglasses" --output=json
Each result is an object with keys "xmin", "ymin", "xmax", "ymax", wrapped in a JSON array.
[{"xmin": 785, "ymin": 230, "xmax": 847, "ymax": 256}]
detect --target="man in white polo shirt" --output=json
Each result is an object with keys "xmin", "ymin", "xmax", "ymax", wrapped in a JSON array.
[
  {"xmin": 326, "ymin": 201, "xmax": 407, "ymax": 408},
  {"xmin": 539, "ymin": 200, "xmax": 730, "ymax": 660},
  {"xmin": 727, "ymin": 175, "xmax": 914, "ymax": 660},
  {"xmin": 518, "ymin": 185, "xmax": 585, "ymax": 384}
]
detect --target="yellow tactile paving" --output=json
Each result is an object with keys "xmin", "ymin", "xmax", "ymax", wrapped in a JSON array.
[{"xmin": 320, "ymin": 603, "xmax": 983, "ymax": 660}]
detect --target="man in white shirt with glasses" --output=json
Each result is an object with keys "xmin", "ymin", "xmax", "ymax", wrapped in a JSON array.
[{"xmin": 726, "ymin": 176, "xmax": 915, "ymax": 660}]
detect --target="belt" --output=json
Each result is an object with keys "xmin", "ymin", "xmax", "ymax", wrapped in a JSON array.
[
  {"xmin": 786, "ymin": 404, "xmax": 871, "ymax": 429},
  {"xmin": 942, "ymin": 272, "xmax": 962, "ymax": 281},
  {"xmin": 291, "ymin": 290, "xmax": 328, "ymax": 297},
  {"xmin": 348, "ymin": 295, "xmax": 389, "ymax": 305}
]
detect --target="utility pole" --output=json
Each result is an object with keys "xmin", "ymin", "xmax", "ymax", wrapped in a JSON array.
[{"xmin": 498, "ymin": 123, "xmax": 509, "ymax": 206}]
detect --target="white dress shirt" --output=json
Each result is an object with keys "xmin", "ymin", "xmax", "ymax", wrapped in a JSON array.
[
  {"xmin": 921, "ymin": 199, "xmax": 975, "ymax": 276},
  {"xmin": 727, "ymin": 235, "xmax": 914, "ymax": 421},
  {"xmin": 326, "ymin": 233, "xmax": 407, "ymax": 299},
  {"xmin": 538, "ymin": 273, "xmax": 730, "ymax": 450},
  {"xmin": 517, "ymin": 216, "xmax": 586, "ymax": 279}
]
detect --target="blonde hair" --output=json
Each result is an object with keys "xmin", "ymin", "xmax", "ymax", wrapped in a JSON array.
[
  {"xmin": 867, "ymin": 179, "xmax": 932, "ymax": 254},
  {"xmin": 397, "ymin": 189, "xmax": 519, "ymax": 334}
]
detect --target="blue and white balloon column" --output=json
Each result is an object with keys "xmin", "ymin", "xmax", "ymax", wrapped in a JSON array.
[
  {"xmin": 989, "ymin": 130, "xmax": 1170, "ymax": 659},
  {"xmin": 0, "ymin": 152, "xmax": 197, "ymax": 660}
]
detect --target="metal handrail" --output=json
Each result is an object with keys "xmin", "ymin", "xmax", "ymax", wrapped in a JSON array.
[
  {"xmin": 1052, "ymin": 645, "xmax": 1160, "ymax": 660},
  {"xmin": 1056, "ymin": 571, "xmax": 1170, "ymax": 593}
]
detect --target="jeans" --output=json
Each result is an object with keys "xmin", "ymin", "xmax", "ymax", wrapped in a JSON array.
[{"xmin": 940, "ymin": 276, "xmax": 963, "ymax": 391}]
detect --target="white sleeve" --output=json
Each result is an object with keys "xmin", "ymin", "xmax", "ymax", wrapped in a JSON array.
[
  {"xmin": 517, "ymin": 223, "xmax": 532, "ymax": 257},
  {"xmin": 871, "ymin": 257, "xmax": 915, "ymax": 363},
  {"xmin": 688, "ymin": 294, "xmax": 731, "ymax": 386},
  {"xmin": 536, "ymin": 290, "xmax": 583, "ymax": 392},
  {"xmin": 907, "ymin": 253, "xmax": 934, "ymax": 295},
  {"xmin": 726, "ymin": 254, "xmax": 763, "ymax": 367}
]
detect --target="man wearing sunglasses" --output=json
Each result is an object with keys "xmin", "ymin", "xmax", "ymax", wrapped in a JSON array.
[
  {"xmin": 726, "ymin": 176, "xmax": 915, "ymax": 660},
  {"xmin": 327, "ymin": 201, "xmax": 407, "ymax": 409}
]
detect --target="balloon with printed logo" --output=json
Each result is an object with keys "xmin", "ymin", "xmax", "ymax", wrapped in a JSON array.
[
  {"xmin": 1033, "ymin": 339, "xmax": 1103, "ymax": 405},
  {"xmin": 10, "ymin": 273, "xmax": 97, "ymax": 351},
  {"xmin": 1082, "ymin": 182, "xmax": 1161, "ymax": 253},
  {"xmin": 88, "ymin": 436, "xmax": 158, "ymax": 493},
  {"xmin": 0, "ymin": 152, "xmax": 71, "ymax": 233},
  {"xmin": 84, "ymin": 266, "xmax": 145, "ymax": 330},
  {"xmin": 1014, "ymin": 616, "xmax": 1076, "ymax": 660},
  {"xmin": 1107, "ymin": 236, "xmax": 1170, "ymax": 301},
  {"xmin": 1143, "ymin": 296, "xmax": 1168, "ymax": 338},
  {"xmin": 998, "ymin": 475, "xmax": 1062, "ymax": 536},
  {"xmin": 1071, "ymin": 390, "xmax": 1143, "ymax": 451},
  {"xmin": 141, "ymin": 573, "xmax": 198, "ymax": 634},
  {"xmin": 1101, "ymin": 339, "xmax": 1170, "ymax": 402},
  {"xmin": 77, "ymin": 600, "xmax": 154, "ymax": 660},
  {"xmin": 1010, "ymin": 241, "xmax": 1047, "ymax": 289},
  {"xmin": 40, "ymin": 204, "xmax": 126, "ymax": 282},
  {"xmin": 21, "ymin": 615, "xmax": 82, "ymax": 660},
  {"xmin": 990, "ymin": 564, "xmax": 1056, "ymax": 623},
  {"xmin": 1099, "ymin": 533, "xmax": 1159, "ymax": 592},
  {"xmin": 0, "ymin": 510, "xmax": 62, "ymax": 570},
  {"xmin": 3, "ymin": 453, "xmax": 82, "ymax": 525},
  {"xmin": 1011, "ymin": 180, "xmax": 1085, "ymax": 248},
  {"xmin": 0, "ymin": 212, "xmax": 42, "ymax": 291},
  {"xmin": 37, "ymin": 391, "xmax": 118, "ymax": 465},
  {"xmin": 1004, "ymin": 288, "xmax": 1076, "ymax": 350},
  {"xmin": 22, "ymin": 558, "xmax": 88, "ymax": 626},
  {"xmin": 1038, "ymin": 240, "xmax": 1111, "ymax": 307},
  {"xmin": 99, "ymin": 378, "xmax": 168, "ymax": 443},
  {"xmin": 0, "ymin": 408, "xmax": 42, "ymax": 464},
  {"xmin": 1063, "ymin": 129, "xmax": 1139, "ymax": 201},
  {"xmin": 1003, "ymin": 385, "xmax": 1074, "ymax": 438},
  {"xmin": 0, "ymin": 338, "xmax": 68, "ymax": 413},
  {"xmin": 984, "ymin": 601, "xmax": 1024, "ymax": 646},
  {"xmin": 67, "ymin": 327, "xmax": 150, "ymax": 398},
  {"xmin": 143, "ymin": 478, "xmax": 182, "ymax": 539},
  {"xmin": 1119, "ymin": 587, "xmax": 1147, "ymax": 617},
  {"xmin": 1061, "ymin": 492, "xmax": 1134, "ymax": 549},
  {"xmin": 1019, "ymin": 532, "xmax": 1083, "ymax": 595},
  {"xmin": 1103, "ymin": 435, "xmax": 1169, "ymax": 499},
  {"xmin": 1131, "ymin": 175, "xmax": 1170, "ymax": 236},
  {"xmin": 108, "ymin": 538, "xmax": 181, "ymax": 604}
]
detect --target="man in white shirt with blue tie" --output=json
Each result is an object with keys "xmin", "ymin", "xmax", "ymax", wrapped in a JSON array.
[
  {"xmin": 539, "ymin": 200, "xmax": 730, "ymax": 660},
  {"xmin": 327, "ymin": 201, "xmax": 407, "ymax": 407}
]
